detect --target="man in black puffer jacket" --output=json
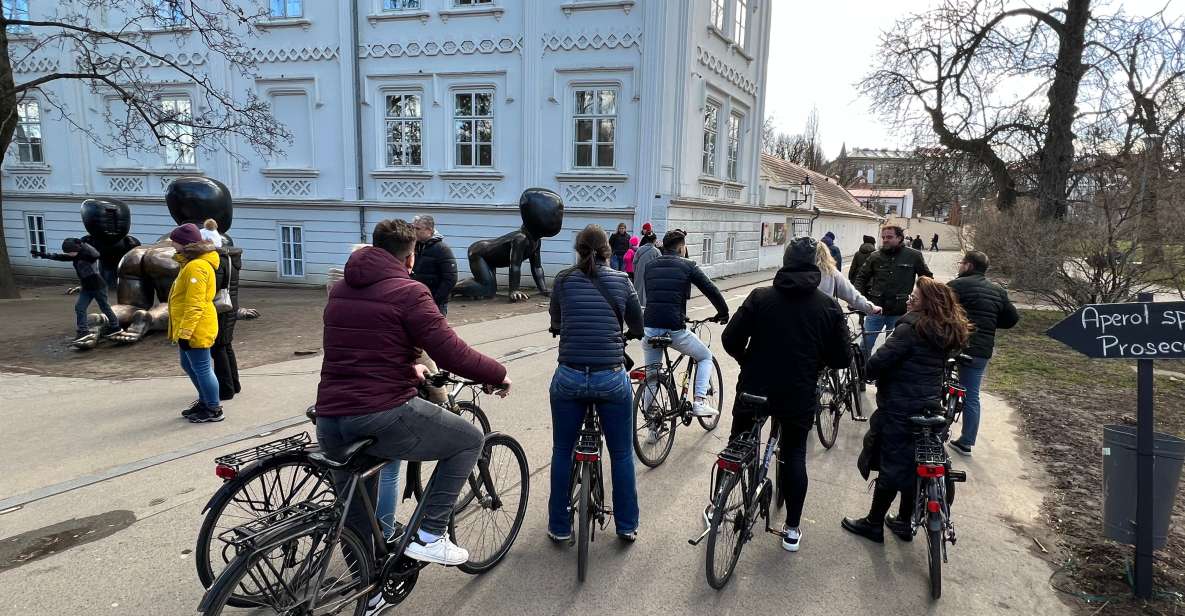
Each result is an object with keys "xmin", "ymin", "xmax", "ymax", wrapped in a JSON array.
[
  {"xmin": 848, "ymin": 235, "xmax": 876, "ymax": 284},
  {"xmin": 642, "ymin": 229, "xmax": 729, "ymax": 418},
  {"xmin": 411, "ymin": 215, "xmax": 458, "ymax": 315},
  {"xmin": 947, "ymin": 250, "xmax": 1019, "ymax": 456}
]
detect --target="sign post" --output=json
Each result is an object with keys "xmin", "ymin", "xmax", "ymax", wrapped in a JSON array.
[{"xmin": 1046, "ymin": 294, "xmax": 1185, "ymax": 599}]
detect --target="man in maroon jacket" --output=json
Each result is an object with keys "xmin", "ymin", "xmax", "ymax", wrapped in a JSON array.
[{"xmin": 315, "ymin": 219, "xmax": 511, "ymax": 569}]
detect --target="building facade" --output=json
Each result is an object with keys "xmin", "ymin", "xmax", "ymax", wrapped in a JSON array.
[{"xmin": 4, "ymin": 0, "xmax": 776, "ymax": 285}]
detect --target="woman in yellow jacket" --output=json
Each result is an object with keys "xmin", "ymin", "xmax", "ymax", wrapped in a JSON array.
[{"xmin": 167, "ymin": 223, "xmax": 223, "ymax": 423}]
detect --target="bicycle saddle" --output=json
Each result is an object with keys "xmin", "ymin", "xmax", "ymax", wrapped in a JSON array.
[
  {"xmin": 648, "ymin": 335, "xmax": 673, "ymax": 348},
  {"xmin": 308, "ymin": 437, "xmax": 377, "ymax": 470},
  {"xmin": 909, "ymin": 414, "xmax": 947, "ymax": 427},
  {"xmin": 738, "ymin": 392, "xmax": 768, "ymax": 408},
  {"xmin": 950, "ymin": 353, "xmax": 974, "ymax": 366}
]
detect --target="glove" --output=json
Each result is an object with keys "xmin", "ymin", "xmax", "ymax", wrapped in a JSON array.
[
  {"xmin": 548, "ymin": 327, "xmax": 560, "ymax": 338},
  {"xmin": 712, "ymin": 313, "xmax": 730, "ymax": 325}
]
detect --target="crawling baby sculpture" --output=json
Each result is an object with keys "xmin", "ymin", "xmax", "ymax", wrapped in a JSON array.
[{"xmin": 453, "ymin": 188, "xmax": 564, "ymax": 303}]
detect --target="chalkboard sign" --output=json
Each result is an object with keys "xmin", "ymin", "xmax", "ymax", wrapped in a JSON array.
[{"xmin": 1046, "ymin": 300, "xmax": 1185, "ymax": 359}]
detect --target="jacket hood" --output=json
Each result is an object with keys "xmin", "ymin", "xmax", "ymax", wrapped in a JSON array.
[
  {"xmin": 344, "ymin": 245, "xmax": 408, "ymax": 288},
  {"xmin": 174, "ymin": 241, "xmax": 219, "ymax": 264},
  {"xmin": 858, "ymin": 243, "xmax": 876, "ymax": 254},
  {"xmin": 773, "ymin": 264, "xmax": 822, "ymax": 296}
]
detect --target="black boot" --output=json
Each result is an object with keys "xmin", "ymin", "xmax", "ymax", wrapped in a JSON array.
[
  {"xmin": 841, "ymin": 516, "xmax": 884, "ymax": 543},
  {"xmin": 842, "ymin": 482, "xmax": 896, "ymax": 543},
  {"xmin": 884, "ymin": 515, "xmax": 913, "ymax": 541}
]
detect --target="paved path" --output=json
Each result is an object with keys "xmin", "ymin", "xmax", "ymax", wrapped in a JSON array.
[{"xmin": 0, "ymin": 250, "xmax": 1069, "ymax": 614}]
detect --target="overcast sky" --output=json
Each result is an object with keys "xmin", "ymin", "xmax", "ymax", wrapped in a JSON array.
[{"xmin": 763, "ymin": 0, "xmax": 1183, "ymax": 161}]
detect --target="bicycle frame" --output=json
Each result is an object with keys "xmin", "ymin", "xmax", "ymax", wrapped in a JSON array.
[
  {"xmin": 638, "ymin": 320, "xmax": 712, "ymax": 423},
  {"xmin": 570, "ymin": 406, "xmax": 610, "ymax": 528},
  {"xmin": 690, "ymin": 412, "xmax": 782, "ymax": 547}
]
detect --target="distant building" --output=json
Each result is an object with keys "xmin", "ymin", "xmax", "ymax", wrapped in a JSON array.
[
  {"xmin": 846, "ymin": 187, "xmax": 915, "ymax": 218},
  {"xmin": 832, "ymin": 146, "xmax": 925, "ymax": 189}
]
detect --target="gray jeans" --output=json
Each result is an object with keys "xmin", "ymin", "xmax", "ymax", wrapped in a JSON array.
[{"xmin": 316, "ymin": 396, "xmax": 484, "ymax": 538}]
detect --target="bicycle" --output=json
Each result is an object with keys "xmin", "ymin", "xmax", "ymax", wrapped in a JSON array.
[
  {"xmin": 194, "ymin": 372, "xmax": 491, "ymax": 606},
  {"xmin": 815, "ymin": 311, "xmax": 869, "ymax": 449},
  {"xmin": 565, "ymin": 404, "xmax": 614, "ymax": 583},
  {"xmin": 908, "ymin": 404, "xmax": 967, "ymax": 600},
  {"xmin": 631, "ymin": 318, "xmax": 725, "ymax": 467},
  {"xmin": 689, "ymin": 392, "xmax": 783, "ymax": 590},
  {"xmin": 197, "ymin": 422, "xmax": 530, "ymax": 614},
  {"xmin": 941, "ymin": 354, "xmax": 972, "ymax": 425}
]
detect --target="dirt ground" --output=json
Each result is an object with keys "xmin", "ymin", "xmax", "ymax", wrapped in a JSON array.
[
  {"xmin": 989, "ymin": 309, "xmax": 1185, "ymax": 615},
  {"xmin": 0, "ymin": 282, "xmax": 553, "ymax": 380}
]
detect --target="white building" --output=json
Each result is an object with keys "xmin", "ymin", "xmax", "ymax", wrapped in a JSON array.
[
  {"xmin": 847, "ymin": 187, "xmax": 915, "ymax": 219},
  {"xmin": 5, "ymin": 0, "xmax": 780, "ymax": 286}
]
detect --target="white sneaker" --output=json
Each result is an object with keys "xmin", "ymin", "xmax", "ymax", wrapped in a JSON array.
[
  {"xmin": 404, "ymin": 535, "xmax": 469, "ymax": 566},
  {"xmin": 782, "ymin": 526, "xmax": 801, "ymax": 552},
  {"xmin": 645, "ymin": 427, "xmax": 661, "ymax": 445},
  {"xmin": 703, "ymin": 505, "xmax": 714, "ymax": 528},
  {"xmin": 365, "ymin": 593, "xmax": 391, "ymax": 616},
  {"xmin": 691, "ymin": 400, "xmax": 720, "ymax": 418}
]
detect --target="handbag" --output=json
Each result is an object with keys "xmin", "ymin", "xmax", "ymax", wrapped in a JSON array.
[
  {"xmin": 213, "ymin": 288, "xmax": 234, "ymax": 313},
  {"xmin": 586, "ymin": 271, "xmax": 637, "ymax": 371}
]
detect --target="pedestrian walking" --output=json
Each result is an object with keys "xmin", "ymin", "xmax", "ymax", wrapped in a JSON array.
[
  {"xmin": 631, "ymin": 235, "xmax": 661, "ymax": 307},
  {"xmin": 624, "ymin": 235, "xmax": 640, "ymax": 280},
  {"xmin": 722, "ymin": 237, "xmax": 852, "ymax": 552},
  {"xmin": 854, "ymin": 225, "xmax": 934, "ymax": 353},
  {"xmin": 912, "ymin": 236, "xmax": 924, "ymax": 251},
  {"xmin": 211, "ymin": 241, "xmax": 242, "ymax": 402},
  {"xmin": 842, "ymin": 277, "xmax": 972, "ymax": 543},
  {"xmin": 31, "ymin": 238, "xmax": 123, "ymax": 342},
  {"xmin": 848, "ymin": 235, "xmax": 876, "ymax": 285},
  {"xmin": 821, "ymin": 231, "xmax": 843, "ymax": 271},
  {"xmin": 411, "ymin": 215, "xmax": 458, "ymax": 316},
  {"xmin": 167, "ymin": 223, "xmax": 224, "ymax": 423},
  {"xmin": 546, "ymin": 224, "xmax": 643, "ymax": 542},
  {"xmin": 930, "ymin": 233, "xmax": 939, "ymax": 252},
  {"xmin": 609, "ymin": 223, "xmax": 631, "ymax": 271},
  {"xmin": 947, "ymin": 251, "xmax": 1019, "ymax": 456}
]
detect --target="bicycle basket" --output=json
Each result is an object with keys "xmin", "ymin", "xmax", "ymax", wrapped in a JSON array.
[
  {"xmin": 914, "ymin": 437, "xmax": 947, "ymax": 465},
  {"xmin": 214, "ymin": 432, "xmax": 314, "ymax": 471}
]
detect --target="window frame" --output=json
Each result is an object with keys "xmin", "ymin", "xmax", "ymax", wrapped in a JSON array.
[
  {"xmin": 734, "ymin": 0, "xmax": 749, "ymax": 48},
  {"xmin": 3, "ymin": 0, "xmax": 29, "ymax": 34},
  {"xmin": 158, "ymin": 94, "xmax": 196, "ymax": 166},
  {"xmin": 154, "ymin": 0, "xmax": 186, "ymax": 27},
  {"xmin": 452, "ymin": 89, "xmax": 495, "ymax": 169},
  {"xmin": 25, "ymin": 213, "xmax": 45, "ymax": 254},
  {"xmin": 278, "ymin": 224, "xmax": 306, "ymax": 278},
  {"xmin": 269, "ymin": 0, "xmax": 302, "ymax": 18},
  {"xmin": 13, "ymin": 98, "xmax": 43, "ymax": 163},
  {"xmin": 725, "ymin": 234, "xmax": 736, "ymax": 261},
  {"xmin": 382, "ymin": 0, "xmax": 421, "ymax": 10},
  {"xmin": 571, "ymin": 87, "xmax": 618, "ymax": 170},
  {"xmin": 726, "ymin": 112, "xmax": 742, "ymax": 181},
  {"xmin": 701, "ymin": 99, "xmax": 721, "ymax": 177},
  {"xmin": 709, "ymin": 0, "xmax": 726, "ymax": 31},
  {"xmin": 454, "ymin": 0, "xmax": 493, "ymax": 6},
  {"xmin": 701, "ymin": 236, "xmax": 714, "ymax": 265},
  {"xmin": 383, "ymin": 91, "xmax": 424, "ymax": 168}
]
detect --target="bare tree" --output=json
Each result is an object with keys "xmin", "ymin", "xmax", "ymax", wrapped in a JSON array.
[
  {"xmin": 761, "ymin": 108, "xmax": 825, "ymax": 171},
  {"xmin": 0, "ymin": 1, "xmax": 290, "ymax": 299}
]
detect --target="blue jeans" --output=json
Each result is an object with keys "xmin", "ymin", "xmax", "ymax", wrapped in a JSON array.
[
  {"xmin": 611, "ymin": 254, "xmax": 626, "ymax": 271},
  {"xmin": 955, "ymin": 356, "xmax": 990, "ymax": 447},
  {"xmin": 179, "ymin": 345, "xmax": 221, "ymax": 408},
  {"xmin": 862, "ymin": 314, "xmax": 900, "ymax": 354},
  {"xmin": 75, "ymin": 287, "xmax": 118, "ymax": 335},
  {"xmin": 642, "ymin": 327, "xmax": 712, "ymax": 400},
  {"xmin": 548, "ymin": 365, "xmax": 638, "ymax": 536},
  {"xmin": 376, "ymin": 461, "xmax": 403, "ymax": 538}
]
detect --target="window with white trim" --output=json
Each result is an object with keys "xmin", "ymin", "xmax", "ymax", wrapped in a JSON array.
[
  {"xmin": 726, "ymin": 112, "xmax": 742, "ymax": 181},
  {"xmin": 14, "ymin": 99, "xmax": 43, "ymax": 163},
  {"xmin": 269, "ymin": 0, "xmax": 302, "ymax": 18},
  {"xmin": 383, "ymin": 0, "xmax": 420, "ymax": 9},
  {"xmin": 154, "ymin": 0, "xmax": 185, "ymax": 27},
  {"xmin": 160, "ymin": 95, "xmax": 195, "ymax": 165},
  {"xmin": 573, "ymin": 88, "xmax": 616, "ymax": 169},
  {"xmin": 734, "ymin": 0, "xmax": 748, "ymax": 47},
  {"xmin": 725, "ymin": 234, "xmax": 736, "ymax": 261},
  {"xmin": 701, "ymin": 236, "xmax": 714, "ymax": 265},
  {"xmin": 279, "ymin": 225, "xmax": 305, "ymax": 277},
  {"xmin": 455, "ymin": 0, "xmax": 492, "ymax": 5},
  {"xmin": 3, "ymin": 0, "xmax": 29, "ymax": 34},
  {"xmin": 384, "ymin": 93, "xmax": 422, "ymax": 167},
  {"xmin": 25, "ymin": 213, "xmax": 45, "ymax": 254},
  {"xmin": 709, "ymin": 0, "xmax": 725, "ymax": 31},
  {"xmin": 454, "ymin": 91, "xmax": 493, "ymax": 168},
  {"xmin": 702, "ymin": 100, "xmax": 720, "ymax": 176}
]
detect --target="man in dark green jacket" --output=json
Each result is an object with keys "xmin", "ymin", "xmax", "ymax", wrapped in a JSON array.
[
  {"xmin": 854, "ymin": 225, "xmax": 933, "ymax": 352},
  {"xmin": 947, "ymin": 251, "xmax": 1019, "ymax": 456}
]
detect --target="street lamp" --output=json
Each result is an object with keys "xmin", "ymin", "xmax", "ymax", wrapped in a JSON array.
[{"xmin": 790, "ymin": 176, "xmax": 813, "ymax": 208}]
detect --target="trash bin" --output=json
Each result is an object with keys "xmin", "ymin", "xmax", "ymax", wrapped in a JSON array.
[{"xmin": 1102, "ymin": 424, "xmax": 1185, "ymax": 548}]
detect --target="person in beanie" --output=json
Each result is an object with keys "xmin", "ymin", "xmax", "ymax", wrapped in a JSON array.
[
  {"xmin": 848, "ymin": 235, "xmax": 876, "ymax": 284},
  {"xmin": 167, "ymin": 223, "xmax": 224, "ymax": 423},
  {"xmin": 624, "ymin": 235, "xmax": 640, "ymax": 280},
  {"xmin": 639, "ymin": 221, "xmax": 657, "ymax": 246},
  {"xmin": 32, "ymin": 238, "xmax": 123, "ymax": 342},
  {"xmin": 821, "ymin": 231, "xmax": 843, "ymax": 271}
]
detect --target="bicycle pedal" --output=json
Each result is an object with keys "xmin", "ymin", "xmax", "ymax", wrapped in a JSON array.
[{"xmin": 852, "ymin": 415, "xmax": 869, "ymax": 423}]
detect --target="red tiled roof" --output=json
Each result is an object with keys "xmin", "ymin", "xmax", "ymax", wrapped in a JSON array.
[{"xmin": 760, "ymin": 154, "xmax": 880, "ymax": 220}]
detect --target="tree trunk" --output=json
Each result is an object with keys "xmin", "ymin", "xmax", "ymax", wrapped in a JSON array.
[
  {"xmin": 0, "ymin": 27, "xmax": 19, "ymax": 299},
  {"xmin": 1037, "ymin": 0, "xmax": 1091, "ymax": 220}
]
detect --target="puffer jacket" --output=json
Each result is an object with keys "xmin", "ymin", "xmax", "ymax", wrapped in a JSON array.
[
  {"xmin": 854, "ymin": 246, "xmax": 933, "ymax": 316},
  {"xmin": 315, "ymin": 246, "xmax": 505, "ymax": 417},
  {"xmin": 168, "ymin": 243, "xmax": 220, "ymax": 348},
  {"xmin": 848, "ymin": 241, "xmax": 875, "ymax": 283},
  {"xmin": 948, "ymin": 271, "xmax": 1019, "ymax": 358},
  {"xmin": 817, "ymin": 269, "xmax": 877, "ymax": 314},
  {"xmin": 865, "ymin": 312, "xmax": 948, "ymax": 414},
  {"xmin": 549, "ymin": 262, "xmax": 643, "ymax": 367},
  {"xmin": 642, "ymin": 252, "xmax": 729, "ymax": 329},
  {"xmin": 412, "ymin": 235, "xmax": 458, "ymax": 308},
  {"xmin": 722, "ymin": 264, "xmax": 851, "ymax": 429},
  {"xmin": 214, "ymin": 242, "xmax": 243, "ymax": 346},
  {"xmin": 631, "ymin": 243, "xmax": 660, "ymax": 306}
]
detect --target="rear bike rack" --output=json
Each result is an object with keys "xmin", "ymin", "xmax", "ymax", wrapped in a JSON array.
[{"xmin": 214, "ymin": 432, "xmax": 314, "ymax": 472}]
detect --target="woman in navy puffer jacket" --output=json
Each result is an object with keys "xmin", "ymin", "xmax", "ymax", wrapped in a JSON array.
[{"xmin": 546, "ymin": 224, "xmax": 644, "ymax": 542}]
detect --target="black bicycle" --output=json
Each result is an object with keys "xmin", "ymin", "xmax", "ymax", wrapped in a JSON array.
[
  {"xmin": 941, "ymin": 354, "xmax": 972, "ymax": 424},
  {"xmin": 815, "ymin": 313, "xmax": 869, "ymax": 449},
  {"xmin": 632, "ymin": 318, "xmax": 725, "ymax": 467},
  {"xmin": 690, "ymin": 393, "xmax": 783, "ymax": 590},
  {"xmin": 565, "ymin": 404, "xmax": 614, "ymax": 582},
  {"xmin": 909, "ymin": 404, "xmax": 968, "ymax": 600},
  {"xmin": 198, "ymin": 425, "xmax": 530, "ymax": 614},
  {"xmin": 194, "ymin": 372, "xmax": 491, "ymax": 606}
]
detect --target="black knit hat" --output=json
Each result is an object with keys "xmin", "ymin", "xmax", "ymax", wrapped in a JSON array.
[{"xmin": 783, "ymin": 237, "xmax": 818, "ymax": 269}]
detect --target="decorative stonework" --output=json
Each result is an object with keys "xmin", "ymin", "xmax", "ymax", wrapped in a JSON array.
[
  {"xmin": 106, "ymin": 52, "xmax": 208, "ymax": 69},
  {"xmin": 447, "ymin": 181, "xmax": 495, "ymax": 201},
  {"xmin": 562, "ymin": 183, "xmax": 616, "ymax": 205},
  {"xmin": 270, "ymin": 178, "xmax": 314, "ymax": 198},
  {"xmin": 695, "ymin": 45, "xmax": 758, "ymax": 96},
  {"xmin": 699, "ymin": 182, "xmax": 720, "ymax": 199},
  {"xmin": 542, "ymin": 29, "xmax": 641, "ymax": 53},
  {"xmin": 379, "ymin": 180, "xmax": 427, "ymax": 200},
  {"xmin": 12, "ymin": 56, "xmax": 59, "ymax": 73},
  {"xmin": 107, "ymin": 176, "xmax": 146, "ymax": 194},
  {"xmin": 359, "ymin": 37, "xmax": 523, "ymax": 60},
  {"xmin": 722, "ymin": 185, "xmax": 742, "ymax": 201},
  {"xmin": 11, "ymin": 175, "xmax": 47, "ymax": 191},
  {"xmin": 249, "ymin": 46, "xmax": 340, "ymax": 64}
]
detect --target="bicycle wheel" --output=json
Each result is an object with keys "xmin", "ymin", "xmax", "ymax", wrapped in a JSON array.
[
  {"xmin": 577, "ymin": 462, "xmax": 593, "ymax": 582},
  {"xmin": 412, "ymin": 402, "xmax": 490, "ymax": 505},
  {"xmin": 633, "ymin": 375, "xmax": 677, "ymax": 467},
  {"xmin": 705, "ymin": 470, "xmax": 746, "ymax": 590},
  {"xmin": 199, "ymin": 524, "xmax": 371, "ymax": 616},
  {"xmin": 196, "ymin": 453, "xmax": 335, "ymax": 606},
  {"xmin": 927, "ymin": 524, "xmax": 943, "ymax": 600},
  {"xmin": 454, "ymin": 434, "xmax": 530, "ymax": 574},
  {"xmin": 814, "ymin": 371, "xmax": 842, "ymax": 449},
  {"xmin": 695, "ymin": 358, "xmax": 725, "ymax": 431}
]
